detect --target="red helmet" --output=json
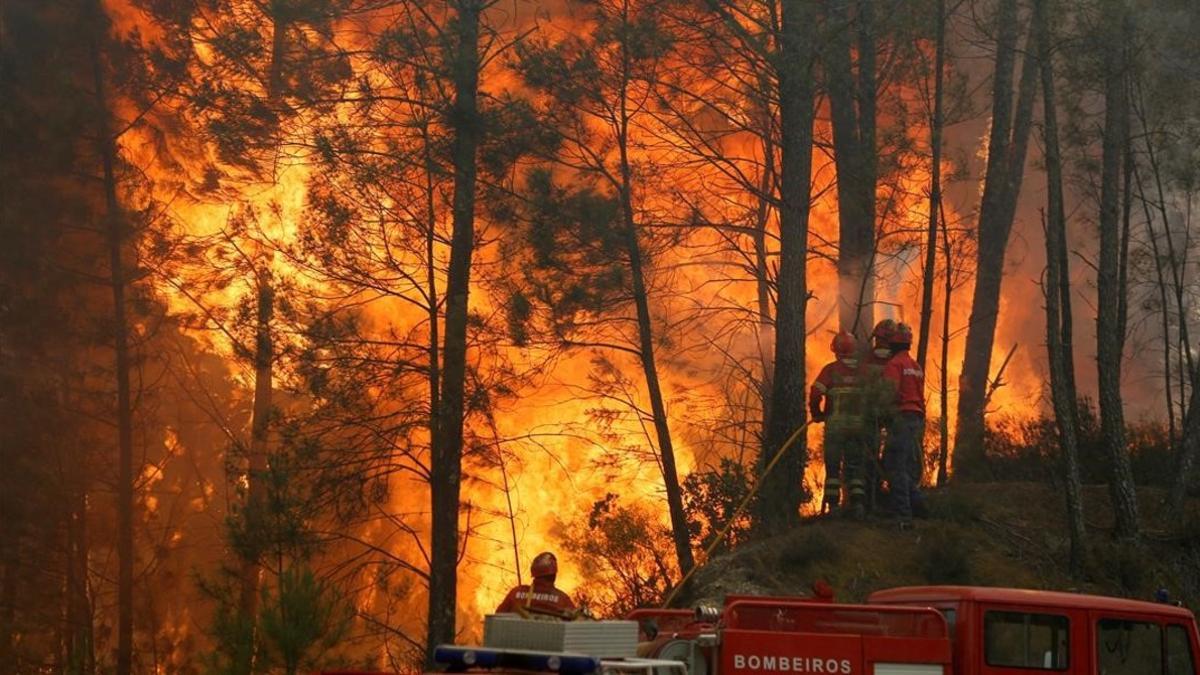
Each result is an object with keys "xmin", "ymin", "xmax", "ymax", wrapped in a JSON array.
[
  {"xmin": 871, "ymin": 319, "xmax": 897, "ymax": 346},
  {"xmin": 890, "ymin": 323, "xmax": 913, "ymax": 348},
  {"xmin": 531, "ymin": 551, "xmax": 558, "ymax": 579},
  {"xmin": 830, "ymin": 331, "xmax": 857, "ymax": 357}
]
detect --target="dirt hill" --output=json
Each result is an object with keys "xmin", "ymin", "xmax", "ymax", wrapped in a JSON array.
[{"xmin": 681, "ymin": 482, "xmax": 1200, "ymax": 610}]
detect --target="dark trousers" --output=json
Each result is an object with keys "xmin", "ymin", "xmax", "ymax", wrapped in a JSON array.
[
  {"xmin": 884, "ymin": 412, "xmax": 925, "ymax": 521},
  {"xmin": 823, "ymin": 430, "xmax": 869, "ymax": 508}
]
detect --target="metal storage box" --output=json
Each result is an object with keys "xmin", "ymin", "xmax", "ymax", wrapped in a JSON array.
[{"xmin": 484, "ymin": 615, "xmax": 638, "ymax": 658}]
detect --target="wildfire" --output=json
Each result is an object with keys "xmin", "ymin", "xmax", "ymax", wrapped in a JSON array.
[{"xmin": 105, "ymin": 0, "xmax": 1058, "ymax": 664}]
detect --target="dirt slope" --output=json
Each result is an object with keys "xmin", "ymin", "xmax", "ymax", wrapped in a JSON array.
[{"xmin": 682, "ymin": 482, "xmax": 1200, "ymax": 609}]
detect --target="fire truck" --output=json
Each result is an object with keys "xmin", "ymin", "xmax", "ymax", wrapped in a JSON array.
[{"xmin": 327, "ymin": 585, "xmax": 1200, "ymax": 675}]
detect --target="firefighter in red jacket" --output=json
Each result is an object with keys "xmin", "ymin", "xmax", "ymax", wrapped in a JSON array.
[
  {"xmin": 860, "ymin": 319, "xmax": 898, "ymax": 511},
  {"xmin": 495, "ymin": 551, "xmax": 577, "ymax": 619},
  {"xmin": 882, "ymin": 323, "xmax": 927, "ymax": 529},
  {"xmin": 810, "ymin": 332, "xmax": 870, "ymax": 516}
]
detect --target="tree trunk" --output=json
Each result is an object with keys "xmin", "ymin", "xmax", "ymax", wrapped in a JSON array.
[
  {"xmin": 755, "ymin": 0, "xmax": 815, "ymax": 533},
  {"xmin": 87, "ymin": 5, "xmax": 135, "ymax": 671},
  {"xmin": 1133, "ymin": 159, "xmax": 1178, "ymax": 450},
  {"xmin": 1171, "ymin": 384, "xmax": 1200, "ymax": 517},
  {"xmin": 918, "ymin": 0, "xmax": 946, "ymax": 372},
  {"xmin": 754, "ymin": 105, "xmax": 775, "ymax": 325},
  {"xmin": 953, "ymin": 0, "xmax": 1037, "ymax": 478},
  {"xmin": 937, "ymin": 200, "xmax": 952, "ymax": 487},
  {"xmin": 1036, "ymin": 0, "xmax": 1087, "ymax": 575},
  {"xmin": 1095, "ymin": 0, "xmax": 1139, "ymax": 540},
  {"xmin": 620, "ymin": 175, "xmax": 695, "ymax": 575},
  {"xmin": 236, "ymin": 9, "xmax": 287, "ymax": 659},
  {"xmin": 236, "ymin": 279, "xmax": 273, "ymax": 671},
  {"xmin": 427, "ymin": 0, "xmax": 482, "ymax": 663},
  {"xmin": 825, "ymin": 0, "xmax": 876, "ymax": 336},
  {"xmin": 613, "ymin": 0, "xmax": 693, "ymax": 575}
]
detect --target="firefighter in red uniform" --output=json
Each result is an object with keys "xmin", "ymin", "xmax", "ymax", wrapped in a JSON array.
[
  {"xmin": 495, "ymin": 552, "xmax": 578, "ymax": 619},
  {"xmin": 810, "ymin": 332, "xmax": 870, "ymax": 517},
  {"xmin": 860, "ymin": 319, "xmax": 898, "ymax": 512},
  {"xmin": 881, "ymin": 323, "xmax": 926, "ymax": 529}
]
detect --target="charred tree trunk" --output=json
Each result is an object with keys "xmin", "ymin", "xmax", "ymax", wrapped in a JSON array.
[
  {"xmin": 236, "ymin": 279, "xmax": 273, "ymax": 671},
  {"xmin": 1132, "ymin": 82, "xmax": 1200, "ymax": 518},
  {"xmin": 918, "ymin": 0, "xmax": 946, "ymax": 372},
  {"xmin": 236, "ymin": 11, "xmax": 286, "ymax": 664},
  {"xmin": 754, "ymin": 101, "xmax": 775, "ymax": 326},
  {"xmin": 65, "ymin": 488, "xmax": 95, "ymax": 675},
  {"xmin": 427, "ymin": 0, "xmax": 482, "ymax": 663},
  {"xmin": 1036, "ymin": 0, "xmax": 1087, "ymax": 575},
  {"xmin": 1133, "ymin": 159, "xmax": 1178, "ymax": 451},
  {"xmin": 0, "ymin": 547, "xmax": 14, "ymax": 667},
  {"xmin": 618, "ymin": 163, "xmax": 695, "ymax": 575},
  {"xmin": 825, "ymin": 0, "xmax": 876, "ymax": 336},
  {"xmin": 87, "ymin": 5, "xmax": 135, "ymax": 671},
  {"xmin": 937, "ymin": 201, "xmax": 952, "ymax": 487},
  {"xmin": 755, "ymin": 0, "xmax": 815, "ymax": 533},
  {"xmin": 1172, "ymin": 384, "xmax": 1200, "ymax": 516},
  {"xmin": 953, "ymin": 0, "xmax": 1038, "ymax": 478},
  {"xmin": 1095, "ymin": 0, "xmax": 1140, "ymax": 540},
  {"xmin": 616, "ymin": 57, "xmax": 694, "ymax": 574}
]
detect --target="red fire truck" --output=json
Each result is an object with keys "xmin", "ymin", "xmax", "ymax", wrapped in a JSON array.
[
  {"xmin": 328, "ymin": 585, "xmax": 1200, "ymax": 675},
  {"xmin": 630, "ymin": 585, "xmax": 1200, "ymax": 675}
]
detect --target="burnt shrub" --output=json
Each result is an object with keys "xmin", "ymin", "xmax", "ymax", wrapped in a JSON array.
[
  {"xmin": 982, "ymin": 398, "xmax": 1173, "ymax": 486},
  {"xmin": 777, "ymin": 530, "xmax": 841, "ymax": 571},
  {"xmin": 1096, "ymin": 540, "xmax": 1149, "ymax": 592},
  {"xmin": 924, "ymin": 489, "xmax": 983, "ymax": 524},
  {"xmin": 918, "ymin": 531, "xmax": 972, "ymax": 584}
]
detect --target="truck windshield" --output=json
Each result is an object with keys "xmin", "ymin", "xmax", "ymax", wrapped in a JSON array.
[
  {"xmin": 1167, "ymin": 624, "xmax": 1196, "ymax": 675},
  {"xmin": 984, "ymin": 611, "xmax": 1069, "ymax": 670},
  {"xmin": 1097, "ymin": 619, "xmax": 1161, "ymax": 675}
]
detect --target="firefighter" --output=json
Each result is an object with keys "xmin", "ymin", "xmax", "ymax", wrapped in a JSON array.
[
  {"xmin": 881, "ymin": 323, "xmax": 926, "ymax": 529},
  {"xmin": 495, "ymin": 551, "xmax": 578, "ymax": 619},
  {"xmin": 860, "ymin": 319, "xmax": 898, "ymax": 512},
  {"xmin": 810, "ymin": 331, "xmax": 870, "ymax": 517}
]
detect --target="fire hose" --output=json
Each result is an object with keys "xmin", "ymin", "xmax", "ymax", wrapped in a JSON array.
[{"xmin": 660, "ymin": 419, "xmax": 812, "ymax": 609}]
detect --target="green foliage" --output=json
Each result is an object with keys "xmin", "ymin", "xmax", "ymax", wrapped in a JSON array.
[
  {"xmin": 683, "ymin": 459, "xmax": 754, "ymax": 553},
  {"xmin": 199, "ymin": 565, "xmax": 353, "ymax": 675},
  {"xmin": 226, "ymin": 449, "xmax": 320, "ymax": 568},
  {"xmin": 198, "ymin": 572, "xmax": 256, "ymax": 675},
  {"xmin": 258, "ymin": 565, "xmax": 354, "ymax": 675}
]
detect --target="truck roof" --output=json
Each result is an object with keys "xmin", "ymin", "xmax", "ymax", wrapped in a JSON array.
[{"xmin": 868, "ymin": 585, "xmax": 1195, "ymax": 620}]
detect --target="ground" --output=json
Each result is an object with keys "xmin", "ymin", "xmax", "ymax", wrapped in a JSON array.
[{"xmin": 681, "ymin": 483, "xmax": 1200, "ymax": 609}]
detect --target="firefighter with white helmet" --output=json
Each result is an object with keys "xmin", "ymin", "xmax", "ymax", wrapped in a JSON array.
[
  {"xmin": 495, "ymin": 551, "xmax": 578, "ymax": 619},
  {"xmin": 810, "ymin": 331, "xmax": 871, "ymax": 516}
]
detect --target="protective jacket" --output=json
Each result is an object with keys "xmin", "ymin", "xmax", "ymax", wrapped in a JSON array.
[
  {"xmin": 495, "ymin": 579, "xmax": 576, "ymax": 618},
  {"xmin": 883, "ymin": 351, "xmax": 925, "ymax": 416},
  {"xmin": 810, "ymin": 359, "xmax": 867, "ymax": 433}
]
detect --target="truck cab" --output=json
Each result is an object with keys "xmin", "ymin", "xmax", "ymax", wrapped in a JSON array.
[{"xmin": 869, "ymin": 585, "xmax": 1200, "ymax": 675}]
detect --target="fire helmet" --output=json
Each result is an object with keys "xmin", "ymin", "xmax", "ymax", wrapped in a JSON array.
[
  {"xmin": 871, "ymin": 319, "xmax": 897, "ymax": 346},
  {"xmin": 890, "ymin": 323, "xmax": 914, "ymax": 348},
  {"xmin": 531, "ymin": 551, "xmax": 558, "ymax": 579},
  {"xmin": 831, "ymin": 331, "xmax": 857, "ymax": 357}
]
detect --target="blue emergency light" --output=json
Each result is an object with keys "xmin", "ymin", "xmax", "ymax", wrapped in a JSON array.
[{"xmin": 433, "ymin": 645, "xmax": 602, "ymax": 674}]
